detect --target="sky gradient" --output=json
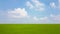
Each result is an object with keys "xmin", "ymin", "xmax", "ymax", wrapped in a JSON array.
[{"xmin": 0, "ymin": 0, "xmax": 60, "ymax": 24}]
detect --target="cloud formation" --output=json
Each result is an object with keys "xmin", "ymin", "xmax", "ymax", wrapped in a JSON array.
[
  {"xmin": 40, "ymin": 17, "xmax": 48, "ymax": 21},
  {"xmin": 50, "ymin": 14, "xmax": 60, "ymax": 21},
  {"xmin": 50, "ymin": 0, "xmax": 60, "ymax": 9},
  {"xmin": 8, "ymin": 8, "xmax": 28, "ymax": 18},
  {"xmin": 33, "ymin": 16, "xmax": 39, "ymax": 21},
  {"xmin": 50, "ymin": 2, "xmax": 56, "ymax": 8},
  {"xmin": 33, "ymin": 16, "xmax": 48, "ymax": 21},
  {"xmin": 26, "ymin": 1, "xmax": 34, "ymax": 9},
  {"xmin": 26, "ymin": 0, "xmax": 45, "ymax": 11},
  {"xmin": 0, "ymin": 0, "xmax": 60, "ymax": 23}
]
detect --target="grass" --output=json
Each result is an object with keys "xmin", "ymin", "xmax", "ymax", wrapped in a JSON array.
[{"xmin": 0, "ymin": 24, "xmax": 60, "ymax": 34}]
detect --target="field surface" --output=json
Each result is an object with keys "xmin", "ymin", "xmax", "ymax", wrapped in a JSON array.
[{"xmin": 0, "ymin": 24, "xmax": 60, "ymax": 34}]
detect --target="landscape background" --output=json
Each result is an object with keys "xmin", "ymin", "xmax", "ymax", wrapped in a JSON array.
[{"xmin": 0, "ymin": 0, "xmax": 60, "ymax": 34}]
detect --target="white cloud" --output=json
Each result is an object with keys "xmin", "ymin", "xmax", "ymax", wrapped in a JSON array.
[
  {"xmin": 50, "ymin": 14, "xmax": 55, "ymax": 17},
  {"xmin": 40, "ymin": 17, "xmax": 48, "ymax": 21},
  {"xmin": 26, "ymin": 0, "xmax": 45, "ymax": 11},
  {"xmin": 50, "ymin": 0, "xmax": 60, "ymax": 9},
  {"xmin": 36, "ymin": 7, "xmax": 45, "ymax": 11},
  {"xmin": 33, "ymin": 16, "xmax": 48, "ymax": 22},
  {"xmin": 50, "ymin": 2, "xmax": 56, "ymax": 8},
  {"xmin": 8, "ymin": 8, "xmax": 28, "ymax": 18},
  {"xmin": 32, "ymin": 0, "xmax": 45, "ymax": 11},
  {"xmin": 32, "ymin": 0, "xmax": 45, "ymax": 7},
  {"xmin": 26, "ymin": 1, "xmax": 34, "ymax": 9},
  {"xmin": 39, "ymin": 16, "xmax": 49, "ymax": 23},
  {"xmin": 33, "ymin": 16, "xmax": 39, "ymax": 21},
  {"xmin": 50, "ymin": 14, "xmax": 60, "ymax": 21},
  {"xmin": 32, "ymin": 16, "xmax": 49, "ymax": 23}
]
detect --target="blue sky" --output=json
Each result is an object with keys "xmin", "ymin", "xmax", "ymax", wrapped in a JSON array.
[{"xmin": 0, "ymin": 0, "xmax": 60, "ymax": 24}]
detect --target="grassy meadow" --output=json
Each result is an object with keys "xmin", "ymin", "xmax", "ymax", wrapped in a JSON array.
[{"xmin": 0, "ymin": 24, "xmax": 60, "ymax": 34}]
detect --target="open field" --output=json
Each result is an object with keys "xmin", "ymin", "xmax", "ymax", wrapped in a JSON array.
[{"xmin": 0, "ymin": 24, "xmax": 60, "ymax": 34}]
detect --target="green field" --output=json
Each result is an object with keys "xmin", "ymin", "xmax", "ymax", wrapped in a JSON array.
[{"xmin": 0, "ymin": 24, "xmax": 60, "ymax": 34}]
